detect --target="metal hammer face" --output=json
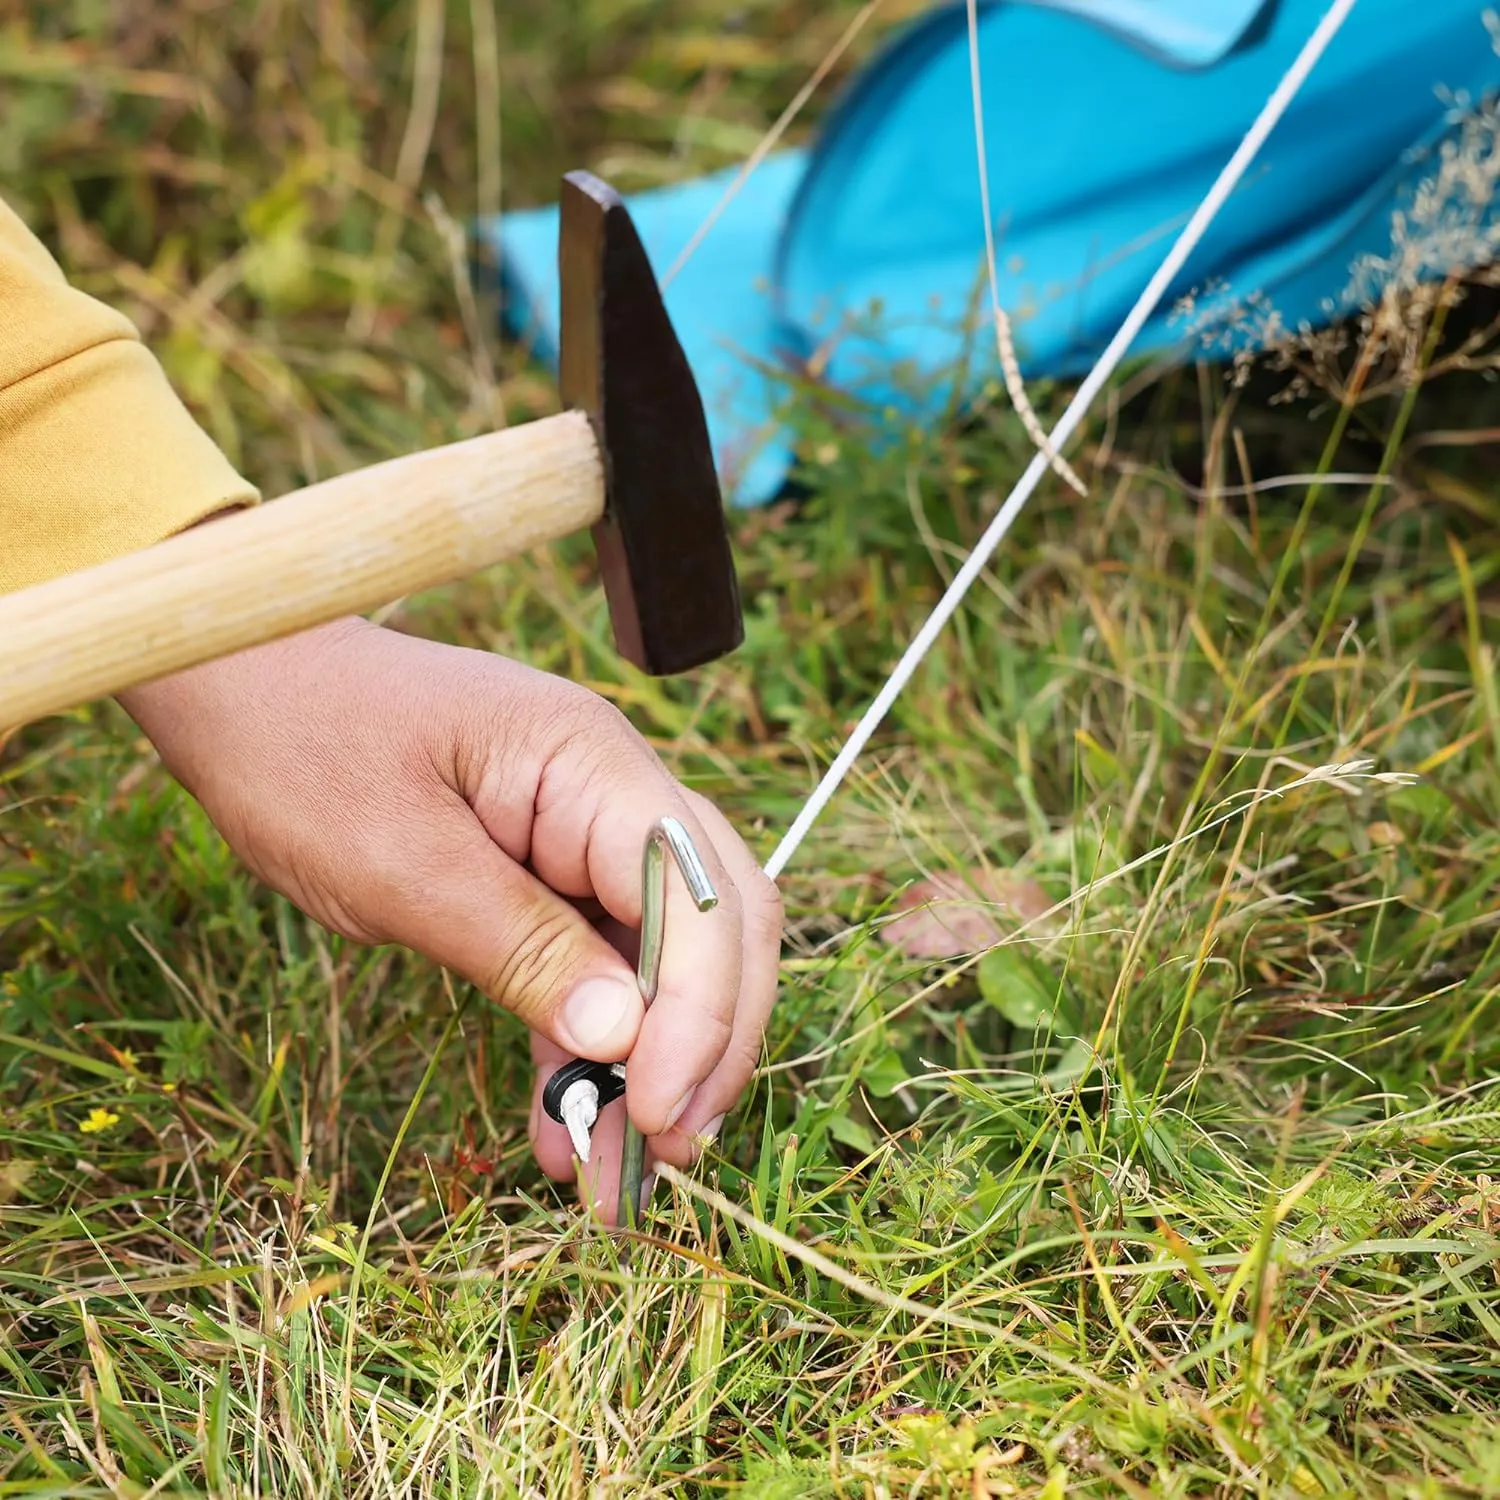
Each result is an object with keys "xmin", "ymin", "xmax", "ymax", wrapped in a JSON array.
[{"xmin": 558, "ymin": 171, "xmax": 744, "ymax": 676}]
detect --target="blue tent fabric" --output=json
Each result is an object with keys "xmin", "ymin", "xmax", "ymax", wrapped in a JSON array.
[{"xmin": 480, "ymin": 0, "xmax": 1500, "ymax": 506}]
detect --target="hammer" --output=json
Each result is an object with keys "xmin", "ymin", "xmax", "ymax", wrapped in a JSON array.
[{"xmin": 0, "ymin": 171, "xmax": 743, "ymax": 732}]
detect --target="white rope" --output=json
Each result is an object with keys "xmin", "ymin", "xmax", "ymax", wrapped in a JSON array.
[
  {"xmin": 763, "ymin": 0, "xmax": 1361, "ymax": 882},
  {"xmin": 965, "ymin": 0, "xmax": 1087, "ymax": 496}
]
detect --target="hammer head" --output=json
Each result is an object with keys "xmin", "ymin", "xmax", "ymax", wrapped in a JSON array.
[{"xmin": 558, "ymin": 171, "xmax": 744, "ymax": 677}]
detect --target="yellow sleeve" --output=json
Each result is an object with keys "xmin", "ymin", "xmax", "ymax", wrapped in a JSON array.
[{"xmin": 0, "ymin": 194, "xmax": 259, "ymax": 596}]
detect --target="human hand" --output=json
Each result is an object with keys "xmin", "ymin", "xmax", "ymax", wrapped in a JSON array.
[{"xmin": 118, "ymin": 615, "xmax": 781, "ymax": 1222}]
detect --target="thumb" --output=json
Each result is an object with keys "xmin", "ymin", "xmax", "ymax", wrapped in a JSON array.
[{"xmin": 374, "ymin": 802, "xmax": 644, "ymax": 1061}]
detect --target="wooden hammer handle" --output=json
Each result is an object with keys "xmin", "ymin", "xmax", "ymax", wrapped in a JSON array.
[{"xmin": 0, "ymin": 409, "xmax": 604, "ymax": 731}]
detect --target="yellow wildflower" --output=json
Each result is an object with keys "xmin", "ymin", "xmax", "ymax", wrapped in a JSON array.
[{"xmin": 79, "ymin": 1108, "xmax": 121, "ymax": 1135}]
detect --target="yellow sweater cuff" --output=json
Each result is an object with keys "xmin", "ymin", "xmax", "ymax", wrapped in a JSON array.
[{"xmin": 1, "ymin": 196, "xmax": 260, "ymax": 597}]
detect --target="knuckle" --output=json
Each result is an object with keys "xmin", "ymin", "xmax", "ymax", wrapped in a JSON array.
[
  {"xmin": 730, "ymin": 865, "xmax": 784, "ymax": 950},
  {"xmin": 538, "ymin": 688, "xmax": 662, "ymax": 801},
  {"xmin": 451, "ymin": 658, "xmax": 635, "ymax": 792},
  {"xmin": 733, "ymin": 1019, "xmax": 770, "ymax": 1074},
  {"xmin": 688, "ymin": 1002, "xmax": 736, "ymax": 1063},
  {"xmin": 745, "ymin": 867, "xmax": 784, "ymax": 930},
  {"xmin": 581, "ymin": 707, "xmax": 656, "ymax": 785},
  {"xmin": 679, "ymin": 792, "xmax": 781, "ymax": 926},
  {"xmin": 453, "ymin": 664, "xmax": 541, "ymax": 785},
  {"xmin": 484, "ymin": 904, "xmax": 582, "ymax": 1023},
  {"xmin": 554, "ymin": 684, "xmax": 633, "ymax": 751}
]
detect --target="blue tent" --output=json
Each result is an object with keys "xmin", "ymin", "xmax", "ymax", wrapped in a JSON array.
[{"xmin": 482, "ymin": 0, "xmax": 1500, "ymax": 507}]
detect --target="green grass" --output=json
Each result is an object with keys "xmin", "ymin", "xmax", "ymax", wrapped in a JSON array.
[{"xmin": 3, "ymin": 2, "xmax": 1500, "ymax": 1494}]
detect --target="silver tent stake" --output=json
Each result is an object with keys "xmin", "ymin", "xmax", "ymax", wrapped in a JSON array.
[{"xmin": 620, "ymin": 815, "xmax": 717, "ymax": 1227}]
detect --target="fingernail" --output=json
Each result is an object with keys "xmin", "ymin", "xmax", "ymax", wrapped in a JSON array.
[
  {"xmin": 638, "ymin": 1171, "xmax": 657, "ymax": 1214},
  {"xmin": 562, "ymin": 977, "xmax": 635, "ymax": 1054},
  {"xmin": 695, "ymin": 1114, "xmax": 726, "ymax": 1149},
  {"xmin": 664, "ymin": 1086, "xmax": 697, "ymax": 1132}
]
